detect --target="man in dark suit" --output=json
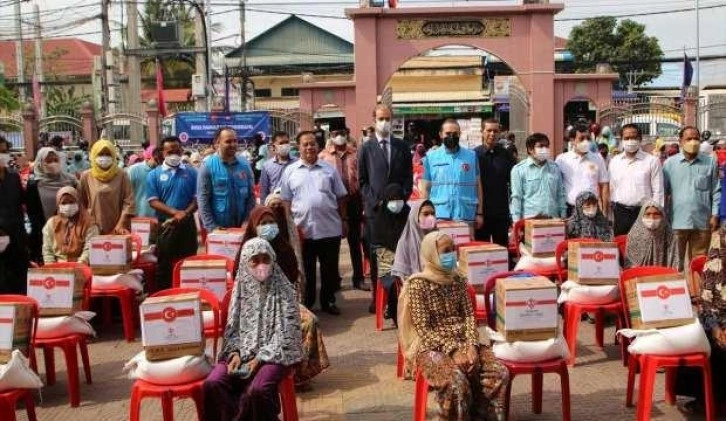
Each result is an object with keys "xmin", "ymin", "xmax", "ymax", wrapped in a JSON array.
[{"xmin": 358, "ymin": 104, "xmax": 413, "ymax": 312}]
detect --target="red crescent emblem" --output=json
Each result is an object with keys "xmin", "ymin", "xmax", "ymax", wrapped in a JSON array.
[
  {"xmin": 162, "ymin": 307, "xmax": 177, "ymax": 323},
  {"xmin": 526, "ymin": 298, "xmax": 536, "ymax": 310},
  {"xmin": 462, "ymin": 163, "xmax": 470, "ymax": 172},
  {"xmin": 103, "ymin": 242, "xmax": 113, "ymax": 252},
  {"xmin": 656, "ymin": 285, "xmax": 671, "ymax": 300},
  {"xmin": 44, "ymin": 277, "xmax": 56, "ymax": 290},
  {"xmin": 594, "ymin": 251, "xmax": 604, "ymax": 263}
]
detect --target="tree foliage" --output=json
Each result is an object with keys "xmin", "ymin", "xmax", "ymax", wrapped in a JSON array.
[
  {"xmin": 0, "ymin": 85, "xmax": 20, "ymax": 111},
  {"xmin": 566, "ymin": 17, "xmax": 664, "ymax": 87},
  {"xmin": 45, "ymin": 86, "xmax": 90, "ymax": 118}
]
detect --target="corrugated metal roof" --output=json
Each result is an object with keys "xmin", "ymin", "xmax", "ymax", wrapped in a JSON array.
[{"xmin": 226, "ymin": 15, "xmax": 353, "ymax": 67}]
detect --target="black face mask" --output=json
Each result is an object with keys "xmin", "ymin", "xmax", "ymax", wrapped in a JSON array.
[{"xmin": 443, "ymin": 135, "xmax": 460, "ymax": 150}]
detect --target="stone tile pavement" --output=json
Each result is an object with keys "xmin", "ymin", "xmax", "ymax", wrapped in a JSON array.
[{"xmin": 15, "ymin": 252, "xmax": 716, "ymax": 421}]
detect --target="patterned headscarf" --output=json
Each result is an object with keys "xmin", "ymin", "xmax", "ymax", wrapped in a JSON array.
[
  {"xmin": 566, "ymin": 191, "xmax": 613, "ymax": 241},
  {"xmin": 220, "ymin": 238, "xmax": 302, "ymax": 366},
  {"xmin": 89, "ymin": 139, "xmax": 119, "ymax": 182},
  {"xmin": 625, "ymin": 201, "xmax": 680, "ymax": 269},
  {"xmin": 699, "ymin": 229, "xmax": 726, "ymax": 334}
]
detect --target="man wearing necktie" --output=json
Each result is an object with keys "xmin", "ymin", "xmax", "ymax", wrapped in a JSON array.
[{"xmin": 358, "ymin": 105, "xmax": 413, "ymax": 313}]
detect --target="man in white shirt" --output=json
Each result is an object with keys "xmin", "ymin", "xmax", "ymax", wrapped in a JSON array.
[
  {"xmin": 608, "ymin": 124, "xmax": 664, "ymax": 235},
  {"xmin": 555, "ymin": 122, "xmax": 610, "ymax": 216}
]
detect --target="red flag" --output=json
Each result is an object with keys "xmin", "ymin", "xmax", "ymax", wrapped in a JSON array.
[{"xmin": 155, "ymin": 58, "xmax": 168, "ymax": 117}]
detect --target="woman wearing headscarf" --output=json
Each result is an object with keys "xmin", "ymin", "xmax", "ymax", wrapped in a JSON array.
[
  {"xmin": 41, "ymin": 186, "xmax": 99, "ymax": 264},
  {"xmin": 239, "ymin": 206, "xmax": 329, "ymax": 388},
  {"xmin": 675, "ymin": 229, "xmax": 726, "ymax": 415},
  {"xmin": 204, "ymin": 238, "xmax": 302, "ymax": 421},
  {"xmin": 399, "ymin": 232, "xmax": 510, "ymax": 420},
  {"xmin": 566, "ymin": 190, "xmax": 613, "ymax": 241},
  {"xmin": 391, "ymin": 199, "xmax": 437, "ymax": 280},
  {"xmin": 625, "ymin": 200, "xmax": 680, "ymax": 268},
  {"xmin": 26, "ymin": 147, "xmax": 77, "ymax": 263},
  {"xmin": 0, "ymin": 142, "xmax": 28, "ymax": 294},
  {"xmin": 77, "ymin": 139, "xmax": 135, "ymax": 234},
  {"xmin": 371, "ymin": 183, "xmax": 410, "ymax": 327}
]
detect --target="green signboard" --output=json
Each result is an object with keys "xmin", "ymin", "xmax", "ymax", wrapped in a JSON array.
[{"xmin": 394, "ymin": 104, "xmax": 493, "ymax": 115}]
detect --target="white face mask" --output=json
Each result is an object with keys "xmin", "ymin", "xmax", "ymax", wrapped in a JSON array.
[
  {"xmin": 59, "ymin": 203, "xmax": 79, "ymax": 218},
  {"xmin": 0, "ymin": 235, "xmax": 9, "ymax": 253},
  {"xmin": 642, "ymin": 217, "xmax": 662, "ymax": 230},
  {"xmin": 576, "ymin": 140, "xmax": 591, "ymax": 154},
  {"xmin": 276, "ymin": 144, "xmax": 291, "ymax": 157},
  {"xmin": 386, "ymin": 200, "xmax": 404, "ymax": 214},
  {"xmin": 622, "ymin": 140, "xmax": 640, "ymax": 154},
  {"xmin": 375, "ymin": 120, "xmax": 391, "ymax": 136},
  {"xmin": 583, "ymin": 206, "xmax": 598, "ymax": 218},
  {"xmin": 95, "ymin": 156, "xmax": 113, "ymax": 169},
  {"xmin": 333, "ymin": 135, "xmax": 347, "ymax": 146},
  {"xmin": 44, "ymin": 162, "xmax": 62, "ymax": 175},
  {"xmin": 250, "ymin": 263, "xmax": 272, "ymax": 282},
  {"xmin": 165, "ymin": 154, "xmax": 182, "ymax": 167},
  {"xmin": 534, "ymin": 147, "xmax": 550, "ymax": 162},
  {"xmin": 0, "ymin": 153, "xmax": 10, "ymax": 167}
]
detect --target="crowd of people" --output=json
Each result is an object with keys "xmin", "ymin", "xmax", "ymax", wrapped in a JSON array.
[{"xmin": 0, "ymin": 102, "xmax": 724, "ymax": 420}]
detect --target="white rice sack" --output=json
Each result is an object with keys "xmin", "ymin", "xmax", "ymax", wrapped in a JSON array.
[
  {"xmin": 618, "ymin": 320, "xmax": 711, "ymax": 356},
  {"xmin": 0, "ymin": 350, "xmax": 43, "ymax": 392},
  {"xmin": 92, "ymin": 269, "xmax": 144, "ymax": 291},
  {"xmin": 487, "ymin": 327, "xmax": 570, "ymax": 363},
  {"xmin": 514, "ymin": 244, "xmax": 558, "ymax": 271},
  {"xmin": 557, "ymin": 281, "xmax": 620, "ymax": 305},
  {"xmin": 36, "ymin": 311, "xmax": 96, "ymax": 339},
  {"xmin": 123, "ymin": 351, "xmax": 212, "ymax": 385}
]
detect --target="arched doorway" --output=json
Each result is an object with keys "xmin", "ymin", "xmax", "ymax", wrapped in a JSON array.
[{"xmin": 347, "ymin": 4, "xmax": 563, "ymax": 144}]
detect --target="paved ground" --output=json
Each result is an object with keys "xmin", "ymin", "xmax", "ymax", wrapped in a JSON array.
[{"xmin": 15, "ymin": 250, "xmax": 720, "ymax": 421}]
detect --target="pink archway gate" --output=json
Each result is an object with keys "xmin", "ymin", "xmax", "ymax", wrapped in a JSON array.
[{"xmin": 346, "ymin": 4, "xmax": 563, "ymax": 144}]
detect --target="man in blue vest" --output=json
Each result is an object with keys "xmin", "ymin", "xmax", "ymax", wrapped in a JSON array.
[{"xmin": 197, "ymin": 127, "xmax": 256, "ymax": 231}]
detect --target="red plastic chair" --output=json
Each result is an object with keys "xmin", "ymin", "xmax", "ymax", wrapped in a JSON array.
[
  {"xmin": 614, "ymin": 235, "xmax": 628, "ymax": 259},
  {"xmin": 509, "ymin": 219, "xmax": 525, "ymax": 257},
  {"xmin": 412, "ymin": 283, "xmax": 477, "ymax": 417},
  {"xmin": 620, "ymin": 266, "xmax": 715, "ymax": 421},
  {"xmin": 483, "ymin": 270, "xmax": 571, "ymax": 421},
  {"xmin": 172, "ymin": 254, "xmax": 235, "ymax": 293},
  {"xmin": 688, "ymin": 254, "xmax": 707, "ymax": 297},
  {"xmin": 89, "ymin": 236, "xmax": 142, "ymax": 343},
  {"xmin": 33, "ymin": 262, "xmax": 93, "ymax": 407},
  {"xmin": 554, "ymin": 238, "xmax": 598, "ymax": 284},
  {"xmin": 150, "ymin": 288, "xmax": 221, "ymax": 357},
  {"xmin": 0, "ymin": 295, "xmax": 40, "ymax": 421},
  {"xmin": 131, "ymin": 229, "xmax": 159, "ymax": 294},
  {"xmin": 376, "ymin": 277, "xmax": 404, "ymax": 332}
]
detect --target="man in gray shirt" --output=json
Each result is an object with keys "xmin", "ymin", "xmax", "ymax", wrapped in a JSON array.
[
  {"xmin": 280, "ymin": 131, "xmax": 348, "ymax": 315},
  {"xmin": 259, "ymin": 131, "xmax": 297, "ymax": 204}
]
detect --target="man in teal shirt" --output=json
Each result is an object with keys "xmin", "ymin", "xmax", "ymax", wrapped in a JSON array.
[
  {"xmin": 421, "ymin": 118, "xmax": 483, "ymax": 226},
  {"xmin": 127, "ymin": 145, "xmax": 162, "ymax": 217},
  {"xmin": 510, "ymin": 133, "xmax": 567, "ymax": 222},
  {"xmin": 663, "ymin": 126, "xmax": 720, "ymax": 269}
]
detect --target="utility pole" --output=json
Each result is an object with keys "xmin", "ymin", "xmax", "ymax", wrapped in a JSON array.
[
  {"xmin": 194, "ymin": 6, "xmax": 207, "ymax": 111},
  {"xmin": 101, "ymin": 0, "xmax": 110, "ymax": 115},
  {"xmin": 239, "ymin": 0, "xmax": 247, "ymax": 111},
  {"xmin": 14, "ymin": 0, "xmax": 25, "ymax": 103},
  {"xmin": 204, "ymin": 0, "xmax": 213, "ymax": 111},
  {"xmin": 33, "ymin": 4, "xmax": 44, "ymax": 117},
  {"xmin": 126, "ymin": 0, "xmax": 143, "ymax": 141}
]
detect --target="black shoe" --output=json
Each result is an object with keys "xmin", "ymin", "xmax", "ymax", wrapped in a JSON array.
[
  {"xmin": 322, "ymin": 304, "xmax": 341, "ymax": 316},
  {"xmin": 353, "ymin": 283, "xmax": 371, "ymax": 291},
  {"xmin": 383, "ymin": 305, "xmax": 392, "ymax": 320},
  {"xmin": 368, "ymin": 303, "xmax": 376, "ymax": 314}
]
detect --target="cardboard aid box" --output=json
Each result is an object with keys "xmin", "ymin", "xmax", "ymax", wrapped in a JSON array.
[
  {"xmin": 437, "ymin": 221, "xmax": 472, "ymax": 246},
  {"xmin": 567, "ymin": 242, "xmax": 620, "ymax": 285},
  {"xmin": 179, "ymin": 260, "xmax": 228, "ymax": 302},
  {"xmin": 496, "ymin": 276, "xmax": 558, "ymax": 342},
  {"xmin": 459, "ymin": 244, "xmax": 509, "ymax": 286},
  {"xmin": 27, "ymin": 267, "xmax": 86, "ymax": 316},
  {"xmin": 207, "ymin": 230, "xmax": 244, "ymax": 260},
  {"xmin": 524, "ymin": 219, "xmax": 566, "ymax": 257},
  {"xmin": 141, "ymin": 292, "xmax": 204, "ymax": 361},
  {"xmin": 130, "ymin": 218, "xmax": 157, "ymax": 249},
  {"xmin": 89, "ymin": 235, "xmax": 133, "ymax": 275},
  {"xmin": 0, "ymin": 303, "xmax": 33, "ymax": 363},
  {"xmin": 624, "ymin": 273, "xmax": 694, "ymax": 330}
]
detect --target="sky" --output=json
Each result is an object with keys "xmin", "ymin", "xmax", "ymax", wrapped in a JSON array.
[{"xmin": 1, "ymin": 0, "xmax": 725, "ymax": 87}]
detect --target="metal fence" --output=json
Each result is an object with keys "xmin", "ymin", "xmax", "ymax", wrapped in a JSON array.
[
  {"xmin": 98, "ymin": 113, "xmax": 148, "ymax": 149},
  {"xmin": 598, "ymin": 101, "xmax": 683, "ymax": 141},
  {"xmin": 0, "ymin": 112, "xmax": 24, "ymax": 150},
  {"xmin": 699, "ymin": 95, "xmax": 726, "ymax": 138},
  {"xmin": 39, "ymin": 115, "xmax": 83, "ymax": 146},
  {"xmin": 267, "ymin": 109, "xmax": 311, "ymax": 138}
]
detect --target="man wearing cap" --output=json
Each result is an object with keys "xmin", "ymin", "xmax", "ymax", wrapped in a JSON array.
[
  {"xmin": 555, "ymin": 121, "xmax": 610, "ymax": 216},
  {"xmin": 127, "ymin": 144, "xmax": 163, "ymax": 217}
]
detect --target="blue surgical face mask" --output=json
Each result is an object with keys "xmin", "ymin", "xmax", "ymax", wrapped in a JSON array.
[
  {"xmin": 439, "ymin": 251, "xmax": 457, "ymax": 272},
  {"xmin": 256, "ymin": 223, "xmax": 279, "ymax": 241}
]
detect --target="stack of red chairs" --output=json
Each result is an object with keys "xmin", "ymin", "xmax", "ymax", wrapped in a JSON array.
[
  {"xmin": 620, "ymin": 266, "xmax": 716, "ymax": 421},
  {"xmin": 484, "ymin": 270, "xmax": 571, "ymax": 421},
  {"xmin": 0, "ymin": 295, "xmax": 39, "ymax": 421},
  {"xmin": 35, "ymin": 262, "xmax": 94, "ymax": 407},
  {"xmin": 555, "ymin": 238, "xmax": 625, "ymax": 365}
]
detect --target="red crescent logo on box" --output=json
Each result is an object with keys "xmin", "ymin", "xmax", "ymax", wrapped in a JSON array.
[
  {"xmin": 44, "ymin": 277, "xmax": 56, "ymax": 290},
  {"xmin": 238, "ymin": 172, "xmax": 247, "ymax": 180},
  {"xmin": 593, "ymin": 251, "xmax": 604, "ymax": 262},
  {"xmin": 103, "ymin": 242, "xmax": 113, "ymax": 252},
  {"xmin": 162, "ymin": 307, "xmax": 177, "ymax": 323},
  {"xmin": 526, "ymin": 298, "xmax": 536, "ymax": 310},
  {"xmin": 656, "ymin": 285, "xmax": 671, "ymax": 300},
  {"xmin": 462, "ymin": 163, "xmax": 470, "ymax": 172}
]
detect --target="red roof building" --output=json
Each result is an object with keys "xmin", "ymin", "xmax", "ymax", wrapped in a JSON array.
[{"xmin": 0, "ymin": 38, "xmax": 101, "ymax": 79}]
